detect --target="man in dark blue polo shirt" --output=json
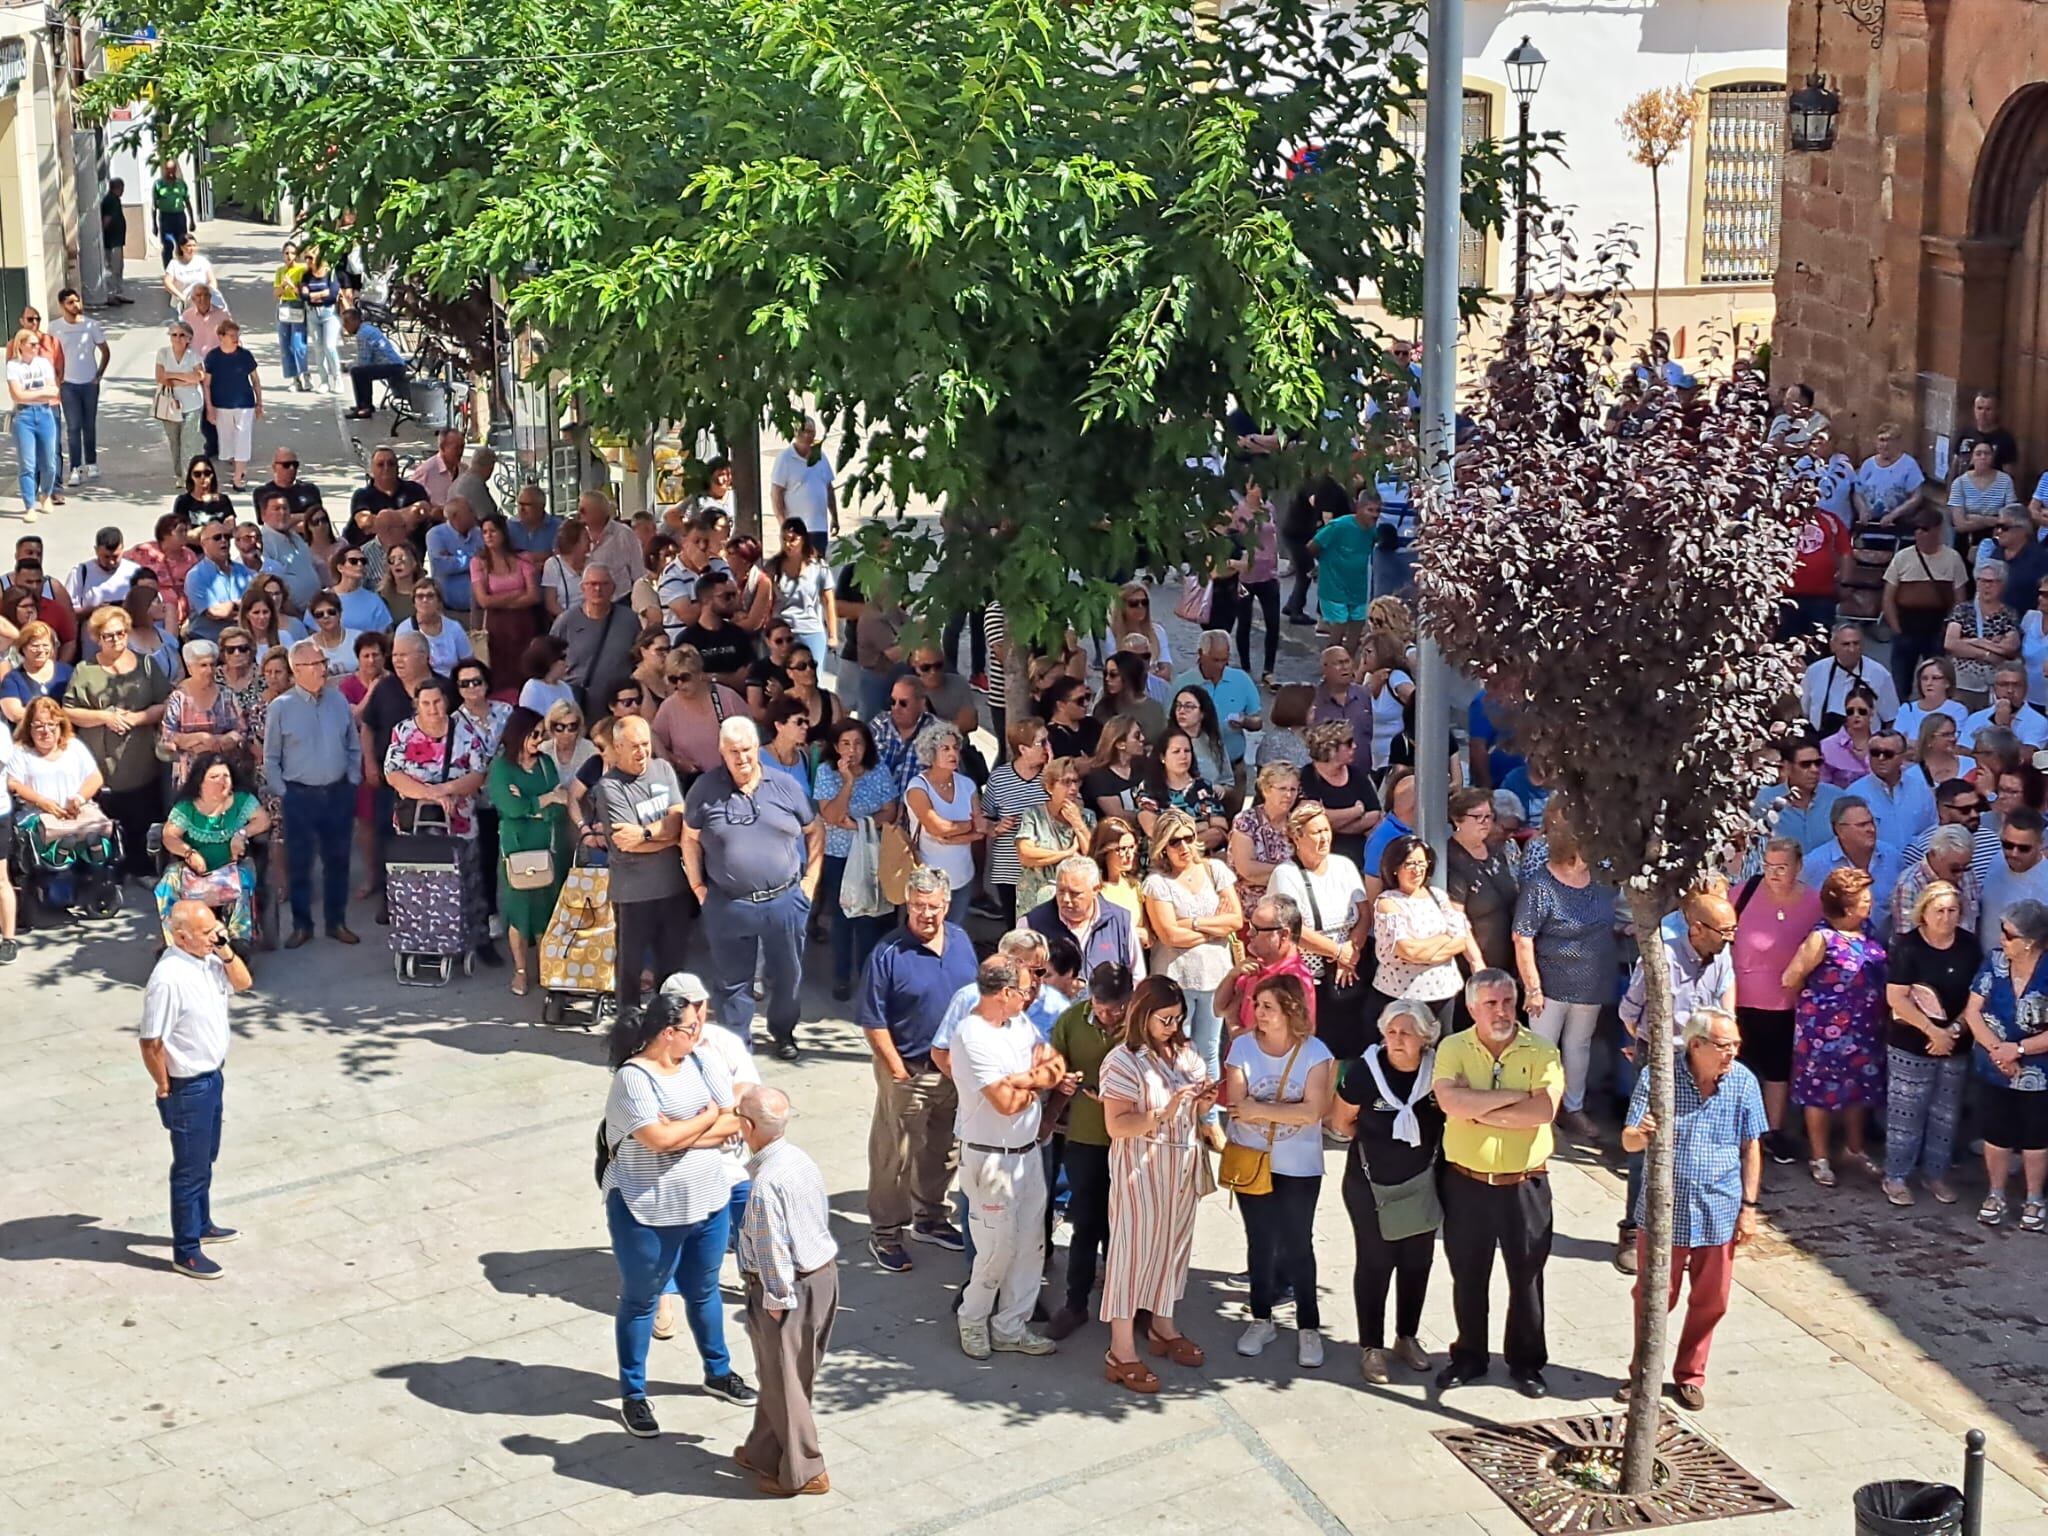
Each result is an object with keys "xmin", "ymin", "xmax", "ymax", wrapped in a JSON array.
[
  {"xmin": 1023, "ymin": 854, "xmax": 1138, "ymax": 977},
  {"xmin": 859, "ymin": 866, "xmax": 977, "ymax": 1274}
]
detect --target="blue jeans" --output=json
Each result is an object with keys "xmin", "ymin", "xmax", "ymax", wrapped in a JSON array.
[
  {"xmin": 704, "ymin": 883, "xmax": 810, "ymax": 1048},
  {"xmin": 1885, "ymin": 1047, "xmax": 1968, "ymax": 1182},
  {"xmin": 1187, "ymin": 989, "xmax": 1223, "ymax": 1126},
  {"xmin": 156, "ymin": 1069, "xmax": 224, "ymax": 1262},
  {"xmin": 12, "ymin": 403, "xmax": 57, "ymax": 509},
  {"xmin": 606, "ymin": 1189, "xmax": 731, "ymax": 1397},
  {"xmin": 277, "ymin": 320, "xmax": 308, "ymax": 381},
  {"xmin": 59, "ymin": 379, "xmax": 100, "ymax": 468},
  {"xmin": 818, "ymin": 853, "xmax": 888, "ymax": 987},
  {"xmin": 282, "ymin": 779, "xmax": 354, "ymax": 931},
  {"xmin": 662, "ymin": 1179, "xmax": 752, "ymax": 1295}
]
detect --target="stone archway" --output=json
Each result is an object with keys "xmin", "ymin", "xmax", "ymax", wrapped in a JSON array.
[{"xmin": 1970, "ymin": 83, "xmax": 2048, "ymax": 484}]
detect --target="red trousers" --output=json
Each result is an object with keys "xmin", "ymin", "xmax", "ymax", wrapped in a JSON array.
[{"xmin": 1630, "ymin": 1232, "xmax": 1735, "ymax": 1388}]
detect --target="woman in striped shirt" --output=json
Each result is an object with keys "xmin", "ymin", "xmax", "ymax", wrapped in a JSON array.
[{"xmin": 980, "ymin": 716, "xmax": 1051, "ymax": 924}]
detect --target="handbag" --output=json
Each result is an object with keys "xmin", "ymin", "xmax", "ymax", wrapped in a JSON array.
[
  {"xmin": 1216, "ymin": 1038, "xmax": 1307, "ymax": 1199},
  {"xmin": 1298, "ymin": 867, "xmax": 1371, "ymax": 1001},
  {"xmin": 1894, "ymin": 549, "xmax": 1952, "ymax": 615},
  {"xmin": 842, "ymin": 816, "xmax": 895, "ymax": 919},
  {"xmin": 1369, "ymin": 1165, "xmax": 1444, "ymax": 1241},
  {"xmin": 468, "ymin": 626, "xmax": 492, "ymax": 667},
  {"xmin": 393, "ymin": 726, "xmax": 457, "ymax": 835},
  {"xmin": 1174, "ymin": 574, "xmax": 1213, "ymax": 626},
  {"xmin": 152, "ymin": 385, "xmax": 184, "ymax": 425},
  {"xmin": 505, "ymin": 848, "xmax": 556, "ymax": 890}
]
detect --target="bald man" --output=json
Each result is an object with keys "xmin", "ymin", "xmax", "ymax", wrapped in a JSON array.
[
  {"xmin": 140, "ymin": 899, "xmax": 253, "ymax": 1279},
  {"xmin": 1609, "ymin": 889, "xmax": 1739, "ymax": 1272}
]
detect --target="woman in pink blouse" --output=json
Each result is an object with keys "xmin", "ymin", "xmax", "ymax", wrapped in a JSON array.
[
  {"xmin": 1731, "ymin": 835, "xmax": 1822, "ymax": 1163},
  {"xmin": 1818, "ymin": 682, "xmax": 1879, "ymax": 788},
  {"xmin": 470, "ymin": 513, "xmax": 541, "ymax": 676}
]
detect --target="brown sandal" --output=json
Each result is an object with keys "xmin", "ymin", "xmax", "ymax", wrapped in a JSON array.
[
  {"xmin": 1103, "ymin": 1351, "xmax": 1159, "ymax": 1394},
  {"xmin": 1146, "ymin": 1328, "xmax": 1205, "ymax": 1368}
]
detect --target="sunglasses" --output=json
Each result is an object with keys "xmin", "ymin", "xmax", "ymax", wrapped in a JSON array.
[
  {"xmin": 311, "ymin": 608, "xmax": 339, "ymax": 620},
  {"xmin": 1125, "ymin": 597, "xmax": 1150, "ymax": 609},
  {"xmin": 458, "ymin": 677, "xmax": 488, "ymax": 689},
  {"xmin": 2004, "ymin": 840, "xmax": 2039, "ymax": 853},
  {"xmin": 193, "ymin": 467, "xmax": 216, "ymax": 477},
  {"xmin": 1166, "ymin": 833, "xmax": 1196, "ymax": 848},
  {"xmin": 1791, "ymin": 757, "xmax": 1822, "ymax": 769},
  {"xmin": 221, "ymin": 643, "xmax": 252, "ymax": 655},
  {"xmin": 891, "ymin": 697, "xmax": 917, "ymax": 709},
  {"xmin": 1868, "ymin": 748, "xmax": 1900, "ymax": 760},
  {"xmin": 276, "ymin": 460, "xmax": 299, "ymax": 469},
  {"xmin": 788, "ymin": 660, "xmax": 815, "ymax": 672},
  {"xmin": 1250, "ymin": 921, "xmax": 1286, "ymax": 934},
  {"xmin": 914, "ymin": 662, "xmax": 943, "ymax": 674},
  {"xmin": 340, "ymin": 557, "xmax": 365, "ymax": 567},
  {"xmin": 551, "ymin": 723, "xmax": 579, "ymax": 735},
  {"xmin": 617, "ymin": 694, "xmax": 643, "ymax": 707},
  {"xmin": 1843, "ymin": 707, "xmax": 1872, "ymax": 717},
  {"xmin": 1954, "ymin": 803, "xmax": 1985, "ymax": 815}
]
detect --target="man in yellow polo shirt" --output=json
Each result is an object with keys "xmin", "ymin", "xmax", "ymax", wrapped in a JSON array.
[{"xmin": 1432, "ymin": 968, "xmax": 1564, "ymax": 1398}]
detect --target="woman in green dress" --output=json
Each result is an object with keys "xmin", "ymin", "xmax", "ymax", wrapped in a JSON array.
[
  {"xmin": 154, "ymin": 750, "xmax": 271, "ymax": 949},
  {"xmin": 485, "ymin": 705, "xmax": 568, "ymax": 996}
]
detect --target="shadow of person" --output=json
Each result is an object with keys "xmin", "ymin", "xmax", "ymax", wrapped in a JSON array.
[
  {"xmin": 476, "ymin": 1246, "xmax": 618, "ymax": 1315},
  {"xmin": 374, "ymin": 1356, "xmax": 693, "ymax": 1422},
  {"xmin": 0, "ymin": 1212, "xmax": 166, "ymax": 1271},
  {"xmin": 498, "ymin": 1429, "xmax": 758, "ymax": 1501}
]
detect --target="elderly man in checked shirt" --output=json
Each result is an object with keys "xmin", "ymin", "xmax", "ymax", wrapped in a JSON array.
[{"xmin": 733, "ymin": 1086, "xmax": 840, "ymax": 1498}]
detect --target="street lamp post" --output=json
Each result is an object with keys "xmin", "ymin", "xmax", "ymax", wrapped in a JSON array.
[{"xmin": 1504, "ymin": 35, "xmax": 1546, "ymax": 301}]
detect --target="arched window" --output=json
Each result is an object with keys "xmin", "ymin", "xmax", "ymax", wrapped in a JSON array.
[{"xmin": 1699, "ymin": 82, "xmax": 1786, "ymax": 283}]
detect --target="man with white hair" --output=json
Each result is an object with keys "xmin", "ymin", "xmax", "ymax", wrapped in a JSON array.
[
  {"xmin": 1799, "ymin": 622, "xmax": 1899, "ymax": 729},
  {"xmin": 140, "ymin": 899, "xmax": 253, "ymax": 1279},
  {"xmin": 576, "ymin": 490, "xmax": 647, "ymax": 594},
  {"xmin": 1023, "ymin": 854, "xmax": 1140, "ymax": 975},
  {"xmin": 264, "ymin": 639, "xmax": 362, "ymax": 947},
  {"xmin": 1618, "ymin": 1008, "xmax": 1764, "ymax": 1411},
  {"xmin": 592, "ymin": 714, "xmax": 687, "ymax": 1013},
  {"xmin": 684, "ymin": 716, "xmax": 823, "ymax": 1059},
  {"xmin": 1172, "ymin": 629, "xmax": 1262, "ymax": 785},
  {"xmin": 551, "ymin": 564, "xmax": 636, "ymax": 712},
  {"xmin": 449, "ymin": 444, "xmax": 500, "ymax": 522},
  {"xmin": 734, "ymin": 1084, "xmax": 840, "ymax": 1497}
]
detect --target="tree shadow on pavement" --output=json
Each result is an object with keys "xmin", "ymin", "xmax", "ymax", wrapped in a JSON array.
[{"xmin": 0, "ymin": 1212, "xmax": 166, "ymax": 1272}]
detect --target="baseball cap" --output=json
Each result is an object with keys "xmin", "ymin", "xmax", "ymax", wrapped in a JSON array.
[{"xmin": 658, "ymin": 972, "xmax": 710, "ymax": 1005}]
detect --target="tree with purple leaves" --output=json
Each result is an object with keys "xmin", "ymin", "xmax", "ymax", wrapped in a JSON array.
[{"xmin": 1416, "ymin": 254, "xmax": 1810, "ymax": 1492}]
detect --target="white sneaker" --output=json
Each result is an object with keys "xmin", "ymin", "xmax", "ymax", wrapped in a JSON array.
[
  {"xmin": 1236, "ymin": 1318, "xmax": 1277, "ymax": 1357},
  {"xmin": 66, "ymin": 468, "xmax": 81, "ymax": 487},
  {"xmin": 991, "ymin": 1330, "xmax": 1056, "ymax": 1356},
  {"xmin": 85, "ymin": 463, "xmax": 99, "ymax": 481},
  {"xmin": 958, "ymin": 1320, "xmax": 991, "ymax": 1360},
  {"xmin": 1297, "ymin": 1328, "xmax": 1326, "ymax": 1369}
]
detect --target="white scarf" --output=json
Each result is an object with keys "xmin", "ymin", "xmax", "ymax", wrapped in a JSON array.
[{"xmin": 1362, "ymin": 1044, "xmax": 1434, "ymax": 1148}]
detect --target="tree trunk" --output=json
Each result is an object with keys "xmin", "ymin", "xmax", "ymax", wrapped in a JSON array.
[
  {"xmin": 1648, "ymin": 167, "xmax": 1664, "ymax": 340},
  {"xmin": 1620, "ymin": 886, "xmax": 1679, "ymax": 1492},
  {"xmin": 731, "ymin": 418, "xmax": 765, "ymax": 541}
]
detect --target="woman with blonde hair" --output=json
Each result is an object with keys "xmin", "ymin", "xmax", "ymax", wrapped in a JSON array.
[
  {"xmin": 1098, "ymin": 974, "xmax": 1217, "ymax": 1393},
  {"xmin": 1083, "ymin": 714, "xmax": 1147, "ymax": 821},
  {"xmin": 1912, "ymin": 712, "xmax": 1968, "ymax": 787},
  {"xmin": 1883, "ymin": 878, "xmax": 1977, "ymax": 1206},
  {"xmin": 1228, "ymin": 761, "xmax": 1300, "ymax": 919},
  {"xmin": 1109, "ymin": 583, "xmax": 1172, "ymax": 692},
  {"xmin": 1142, "ymin": 808, "xmax": 1242, "ymax": 1140},
  {"xmin": 6, "ymin": 326, "xmax": 60, "ymax": 520},
  {"xmin": 1225, "ymin": 973, "xmax": 1336, "ymax": 1367}
]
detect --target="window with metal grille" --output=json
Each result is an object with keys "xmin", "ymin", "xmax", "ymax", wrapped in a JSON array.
[
  {"xmin": 1396, "ymin": 91, "xmax": 1492, "ymax": 290},
  {"xmin": 1700, "ymin": 82, "xmax": 1785, "ymax": 284}
]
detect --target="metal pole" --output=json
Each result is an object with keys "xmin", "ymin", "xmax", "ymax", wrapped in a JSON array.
[
  {"xmin": 1416, "ymin": 0, "xmax": 1461, "ymax": 876},
  {"xmin": 1514, "ymin": 98, "xmax": 1531, "ymax": 301},
  {"xmin": 1962, "ymin": 1428, "xmax": 1985, "ymax": 1536}
]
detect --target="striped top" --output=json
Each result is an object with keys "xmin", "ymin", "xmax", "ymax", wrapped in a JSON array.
[
  {"xmin": 981, "ymin": 763, "xmax": 1049, "ymax": 887},
  {"xmin": 737, "ymin": 1138, "xmax": 839, "ymax": 1311},
  {"xmin": 601, "ymin": 1054, "xmax": 735, "ymax": 1227}
]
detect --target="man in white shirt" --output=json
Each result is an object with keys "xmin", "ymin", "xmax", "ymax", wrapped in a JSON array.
[
  {"xmin": 413, "ymin": 427, "xmax": 466, "ymax": 509},
  {"xmin": 1962, "ymin": 663, "xmax": 2048, "ymax": 751},
  {"xmin": 139, "ymin": 900, "xmax": 253, "ymax": 1280},
  {"xmin": 48, "ymin": 288, "xmax": 109, "ymax": 486},
  {"xmin": 68, "ymin": 525, "xmax": 140, "ymax": 615},
  {"xmin": 1846, "ymin": 730, "xmax": 1937, "ymax": 851},
  {"xmin": 770, "ymin": 418, "xmax": 838, "ymax": 556},
  {"xmin": 947, "ymin": 955, "xmax": 1067, "ymax": 1360},
  {"xmin": 1981, "ymin": 809, "xmax": 2048, "ymax": 942},
  {"xmin": 576, "ymin": 490, "xmax": 645, "ymax": 595},
  {"xmin": 1800, "ymin": 623, "xmax": 1900, "ymax": 728}
]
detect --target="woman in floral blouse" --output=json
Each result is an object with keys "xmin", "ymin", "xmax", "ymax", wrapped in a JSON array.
[
  {"xmin": 1228, "ymin": 762, "xmax": 1300, "ymax": 922},
  {"xmin": 385, "ymin": 677, "xmax": 499, "ymax": 964}
]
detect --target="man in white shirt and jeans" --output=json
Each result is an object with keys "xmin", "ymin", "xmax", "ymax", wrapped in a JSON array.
[
  {"xmin": 770, "ymin": 418, "xmax": 838, "ymax": 557},
  {"xmin": 48, "ymin": 288, "xmax": 108, "ymax": 485},
  {"xmin": 948, "ymin": 954, "xmax": 1068, "ymax": 1359},
  {"xmin": 139, "ymin": 899, "xmax": 253, "ymax": 1280}
]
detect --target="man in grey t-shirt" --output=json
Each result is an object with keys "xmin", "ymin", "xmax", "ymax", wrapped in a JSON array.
[
  {"xmin": 684, "ymin": 716, "xmax": 823, "ymax": 1059},
  {"xmin": 552, "ymin": 566, "xmax": 638, "ymax": 713},
  {"xmin": 592, "ymin": 716, "xmax": 687, "ymax": 1013}
]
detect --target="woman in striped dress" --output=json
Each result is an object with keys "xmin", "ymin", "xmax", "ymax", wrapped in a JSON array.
[{"xmin": 1098, "ymin": 975, "xmax": 1219, "ymax": 1393}]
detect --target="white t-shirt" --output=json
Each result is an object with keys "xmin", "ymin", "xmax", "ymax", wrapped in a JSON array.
[
  {"xmin": 1857, "ymin": 452, "xmax": 1925, "ymax": 517},
  {"xmin": 156, "ymin": 346, "xmax": 206, "ymax": 412},
  {"xmin": 950, "ymin": 1011, "xmax": 1041, "ymax": 1148},
  {"xmin": 395, "ymin": 617, "xmax": 474, "ymax": 677},
  {"xmin": 165, "ymin": 253, "xmax": 216, "ymax": 299},
  {"xmin": 140, "ymin": 947, "xmax": 233, "ymax": 1078},
  {"xmin": 1368, "ymin": 670, "xmax": 1412, "ymax": 768},
  {"xmin": 1225, "ymin": 1033, "xmax": 1334, "ymax": 1178},
  {"xmin": 13, "ymin": 737, "xmax": 99, "ymax": 805},
  {"xmin": 6, "ymin": 355, "xmax": 55, "ymax": 398},
  {"xmin": 48, "ymin": 316, "xmax": 107, "ymax": 385},
  {"xmin": 1266, "ymin": 856, "xmax": 1366, "ymax": 948},
  {"xmin": 311, "ymin": 628, "xmax": 362, "ymax": 679},
  {"xmin": 771, "ymin": 446, "xmax": 835, "ymax": 540},
  {"xmin": 1895, "ymin": 698, "xmax": 1969, "ymax": 744},
  {"xmin": 695, "ymin": 1021, "xmax": 762, "ymax": 1193},
  {"xmin": 0, "ymin": 731, "xmax": 13, "ymax": 816}
]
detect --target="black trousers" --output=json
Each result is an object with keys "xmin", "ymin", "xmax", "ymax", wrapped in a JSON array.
[
  {"xmin": 1282, "ymin": 532, "xmax": 1316, "ymax": 617},
  {"xmin": 942, "ymin": 608, "xmax": 986, "ymax": 677},
  {"xmin": 1889, "ymin": 613, "xmax": 1945, "ymax": 701},
  {"xmin": 1440, "ymin": 1168, "xmax": 1552, "ymax": 1376},
  {"xmin": 350, "ymin": 362, "xmax": 410, "ymax": 411},
  {"xmin": 476, "ymin": 806, "xmax": 501, "ymax": 918},
  {"xmin": 1061, "ymin": 1139, "xmax": 1112, "ymax": 1309},
  {"xmin": 99, "ymin": 780, "xmax": 163, "ymax": 877},
  {"xmin": 1233, "ymin": 578, "xmax": 1281, "ymax": 675},
  {"xmin": 1238, "ymin": 1171, "xmax": 1322, "ymax": 1329},
  {"xmin": 614, "ymin": 896, "xmax": 688, "ymax": 1015},
  {"xmin": 1340, "ymin": 1164, "xmax": 1435, "ymax": 1348}
]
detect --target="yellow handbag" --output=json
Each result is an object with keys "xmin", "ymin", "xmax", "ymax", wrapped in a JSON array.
[{"xmin": 1216, "ymin": 1038, "xmax": 1306, "ymax": 1199}]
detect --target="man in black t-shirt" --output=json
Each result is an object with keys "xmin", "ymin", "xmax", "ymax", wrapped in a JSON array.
[
  {"xmin": 745, "ymin": 618, "xmax": 795, "ymax": 709},
  {"xmin": 1955, "ymin": 389, "xmax": 2020, "ymax": 474},
  {"xmin": 679, "ymin": 568, "xmax": 758, "ymax": 689},
  {"xmin": 349, "ymin": 445, "xmax": 430, "ymax": 527},
  {"xmin": 360, "ymin": 632, "xmax": 446, "ymax": 908}
]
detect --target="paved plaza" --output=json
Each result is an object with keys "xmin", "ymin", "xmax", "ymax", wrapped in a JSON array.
[{"xmin": 1, "ymin": 222, "xmax": 2046, "ymax": 1535}]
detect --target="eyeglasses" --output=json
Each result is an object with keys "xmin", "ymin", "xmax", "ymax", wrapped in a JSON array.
[
  {"xmin": 720, "ymin": 792, "xmax": 760, "ymax": 827},
  {"xmin": 1695, "ymin": 1037, "xmax": 1740, "ymax": 1053},
  {"xmin": 914, "ymin": 662, "xmax": 943, "ymax": 674},
  {"xmin": 1844, "ymin": 706, "xmax": 1872, "ymax": 718},
  {"xmin": 2003, "ymin": 925, "xmax": 2021, "ymax": 941},
  {"xmin": 311, "ymin": 608, "xmax": 339, "ymax": 620},
  {"xmin": 1250, "ymin": 922, "xmax": 1286, "ymax": 934},
  {"xmin": 221, "ymin": 643, "xmax": 252, "ymax": 655}
]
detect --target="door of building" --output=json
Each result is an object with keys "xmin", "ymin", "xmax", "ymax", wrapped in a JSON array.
[{"xmin": 2006, "ymin": 180, "xmax": 2048, "ymax": 496}]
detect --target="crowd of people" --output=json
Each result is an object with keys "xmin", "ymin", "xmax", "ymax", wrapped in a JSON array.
[{"xmin": 92, "ymin": 257, "xmax": 2048, "ymax": 1493}]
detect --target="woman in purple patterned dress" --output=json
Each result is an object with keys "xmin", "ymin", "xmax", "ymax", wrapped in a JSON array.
[{"xmin": 1783, "ymin": 866, "xmax": 1889, "ymax": 1190}]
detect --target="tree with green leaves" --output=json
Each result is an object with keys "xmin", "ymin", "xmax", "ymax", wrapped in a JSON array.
[{"xmin": 97, "ymin": 0, "xmax": 1528, "ymax": 643}]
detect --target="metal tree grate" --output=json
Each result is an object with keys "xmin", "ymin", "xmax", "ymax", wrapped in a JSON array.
[{"xmin": 1434, "ymin": 1409, "xmax": 1790, "ymax": 1532}]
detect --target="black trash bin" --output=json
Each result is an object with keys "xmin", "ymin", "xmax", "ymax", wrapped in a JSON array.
[{"xmin": 1853, "ymin": 1480, "xmax": 1965, "ymax": 1536}]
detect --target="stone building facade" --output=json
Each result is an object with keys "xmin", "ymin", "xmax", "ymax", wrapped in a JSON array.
[{"xmin": 1773, "ymin": 0, "xmax": 2048, "ymax": 485}]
